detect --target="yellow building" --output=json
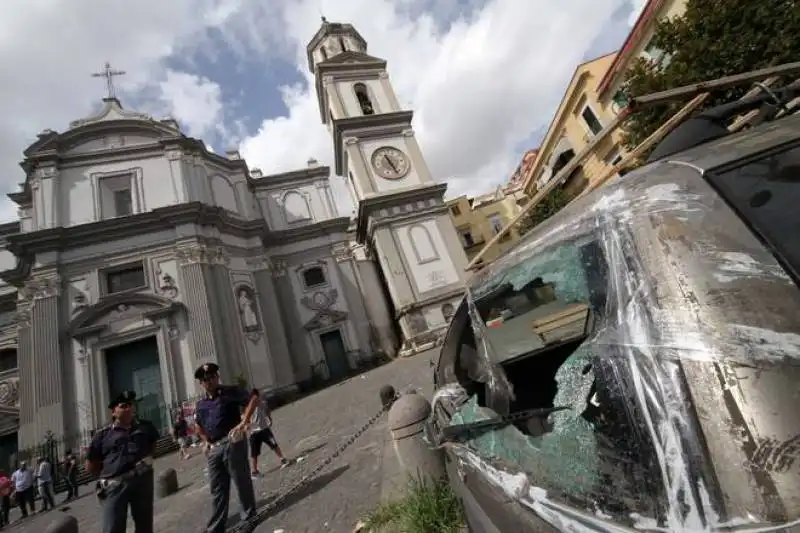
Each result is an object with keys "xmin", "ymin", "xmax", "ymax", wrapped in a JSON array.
[
  {"xmin": 521, "ymin": 52, "xmax": 621, "ymax": 199},
  {"xmin": 596, "ymin": 0, "xmax": 688, "ymax": 114},
  {"xmin": 521, "ymin": 0, "xmax": 688, "ymax": 200},
  {"xmin": 447, "ymin": 183, "xmax": 526, "ymax": 264}
]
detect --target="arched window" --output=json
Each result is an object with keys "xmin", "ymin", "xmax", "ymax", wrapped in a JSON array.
[
  {"xmin": 338, "ymin": 36, "xmax": 347, "ymax": 52},
  {"xmin": 353, "ymin": 83, "xmax": 374, "ymax": 115},
  {"xmin": 303, "ymin": 267, "xmax": 326, "ymax": 289},
  {"xmin": 408, "ymin": 224, "xmax": 439, "ymax": 264},
  {"xmin": 282, "ymin": 191, "xmax": 312, "ymax": 224},
  {"xmin": 0, "ymin": 349, "xmax": 17, "ymax": 372},
  {"xmin": 320, "ymin": 46, "xmax": 328, "ymax": 61}
]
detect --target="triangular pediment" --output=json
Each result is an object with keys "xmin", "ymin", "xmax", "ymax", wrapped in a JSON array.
[{"xmin": 318, "ymin": 51, "xmax": 386, "ymax": 68}]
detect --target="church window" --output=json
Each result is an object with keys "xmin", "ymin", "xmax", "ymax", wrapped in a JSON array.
[
  {"xmin": 303, "ymin": 266, "xmax": 327, "ymax": 289},
  {"xmin": 320, "ymin": 46, "xmax": 328, "ymax": 61},
  {"xmin": 98, "ymin": 172, "xmax": 136, "ymax": 220},
  {"xmin": 0, "ymin": 349, "xmax": 17, "ymax": 372},
  {"xmin": 408, "ymin": 224, "xmax": 439, "ymax": 264},
  {"xmin": 104, "ymin": 262, "xmax": 146, "ymax": 295},
  {"xmin": 282, "ymin": 191, "xmax": 313, "ymax": 224},
  {"xmin": 353, "ymin": 83, "xmax": 375, "ymax": 115},
  {"xmin": 338, "ymin": 36, "xmax": 347, "ymax": 52},
  {"xmin": 114, "ymin": 188, "xmax": 133, "ymax": 217}
]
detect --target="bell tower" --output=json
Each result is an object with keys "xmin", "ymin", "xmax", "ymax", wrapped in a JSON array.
[{"xmin": 308, "ymin": 18, "xmax": 468, "ymax": 354}]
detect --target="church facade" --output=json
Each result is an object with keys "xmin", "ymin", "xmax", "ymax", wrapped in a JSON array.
[{"xmin": 0, "ymin": 19, "xmax": 467, "ymax": 452}]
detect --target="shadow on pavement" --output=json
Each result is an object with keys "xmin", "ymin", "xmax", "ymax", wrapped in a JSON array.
[{"xmin": 225, "ymin": 464, "xmax": 350, "ymax": 529}]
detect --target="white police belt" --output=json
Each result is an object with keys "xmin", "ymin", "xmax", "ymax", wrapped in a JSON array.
[{"xmin": 100, "ymin": 459, "xmax": 154, "ymax": 488}]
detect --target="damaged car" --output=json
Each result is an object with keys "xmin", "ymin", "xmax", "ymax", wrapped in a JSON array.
[{"xmin": 431, "ymin": 108, "xmax": 800, "ymax": 531}]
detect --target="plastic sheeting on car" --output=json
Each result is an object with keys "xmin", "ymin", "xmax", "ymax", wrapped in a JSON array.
[{"xmin": 432, "ymin": 165, "xmax": 800, "ymax": 533}]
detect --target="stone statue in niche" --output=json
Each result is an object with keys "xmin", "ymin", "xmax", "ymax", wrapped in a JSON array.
[{"xmin": 237, "ymin": 287, "xmax": 260, "ymax": 331}]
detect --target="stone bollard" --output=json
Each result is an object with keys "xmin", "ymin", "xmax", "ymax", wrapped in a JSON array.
[
  {"xmin": 156, "ymin": 468, "xmax": 179, "ymax": 498},
  {"xmin": 379, "ymin": 385, "xmax": 397, "ymax": 409},
  {"xmin": 44, "ymin": 514, "xmax": 79, "ymax": 533},
  {"xmin": 387, "ymin": 392, "xmax": 445, "ymax": 486}
]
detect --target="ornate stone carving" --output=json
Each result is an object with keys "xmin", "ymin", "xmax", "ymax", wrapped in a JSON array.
[
  {"xmin": 426, "ymin": 270, "xmax": 447, "ymax": 288},
  {"xmin": 0, "ymin": 378, "xmax": 19, "ymax": 408},
  {"xmin": 245, "ymin": 331, "xmax": 262, "ymax": 343},
  {"xmin": 344, "ymin": 137, "xmax": 359, "ymax": 145},
  {"xmin": 21, "ymin": 276, "xmax": 60, "ymax": 301},
  {"xmin": 75, "ymin": 347, "xmax": 89, "ymax": 366},
  {"xmin": 270, "ymin": 259, "xmax": 287, "ymax": 278},
  {"xmin": 13, "ymin": 309, "xmax": 31, "ymax": 327},
  {"xmin": 29, "ymin": 178, "xmax": 41, "ymax": 191},
  {"xmin": 176, "ymin": 245, "xmax": 229, "ymax": 265},
  {"xmin": 322, "ymin": 75, "xmax": 334, "ymax": 86},
  {"xmin": 401, "ymin": 129, "xmax": 415, "ymax": 137},
  {"xmin": 245, "ymin": 257, "xmax": 270, "ymax": 271},
  {"xmin": 158, "ymin": 271, "xmax": 179, "ymax": 299},
  {"xmin": 38, "ymin": 167, "xmax": 57, "ymax": 178},
  {"xmin": 165, "ymin": 149, "xmax": 183, "ymax": 161},
  {"xmin": 300, "ymin": 288, "xmax": 347, "ymax": 330},
  {"xmin": 168, "ymin": 327, "xmax": 180, "ymax": 340},
  {"xmin": 331, "ymin": 244, "xmax": 353, "ymax": 263},
  {"xmin": 378, "ymin": 70, "xmax": 389, "ymax": 79}
]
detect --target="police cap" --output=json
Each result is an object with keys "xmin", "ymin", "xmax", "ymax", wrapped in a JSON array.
[
  {"xmin": 108, "ymin": 390, "xmax": 137, "ymax": 410},
  {"xmin": 194, "ymin": 362, "xmax": 220, "ymax": 381}
]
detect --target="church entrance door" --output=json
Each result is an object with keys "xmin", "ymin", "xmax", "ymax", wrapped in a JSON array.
[
  {"xmin": 319, "ymin": 329, "xmax": 350, "ymax": 382},
  {"xmin": 105, "ymin": 336, "xmax": 167, "ymax": 431}
]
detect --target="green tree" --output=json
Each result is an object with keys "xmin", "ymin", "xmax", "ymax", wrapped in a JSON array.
[
  {"xmin": 620, "ymin": 0, "xmax": 800, "ymax": 150},
  {"xmin": 518, "ymin": 187, "xmax": 570, "ymax": 235}
]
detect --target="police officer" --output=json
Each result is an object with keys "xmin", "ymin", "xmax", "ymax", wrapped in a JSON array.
[
  {"xmin": 194, "ymin": 363, "xmax": 258, "ymax": 533},
  {"xmin": 85, "ymin": 390, "xmax": 160, "ymax": 533}
]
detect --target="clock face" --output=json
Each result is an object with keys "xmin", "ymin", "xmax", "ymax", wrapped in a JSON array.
[{"xmin": 371, "ymin": 146, "xmax": 411, "ymax": 180}]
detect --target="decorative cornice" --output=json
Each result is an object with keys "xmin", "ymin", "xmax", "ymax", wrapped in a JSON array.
[
  {"xmin": 19, "ymin": 275, "xmax": 61, "ymax": 301},
  {"xmin": 355, "ymin": 183, "xmax": 448, "ymax": 243},
  {"xmin": 175, "ymin": 244, "xmax": 230, "ymax": 266},
  {"xmin": 261, "ymin": 216, "xmax": 351, "ymax": 247},
  {"xmin": 248, "ymin": 165, "xmax": 331, "ymax": 191},
  {"xmin": 306, "ymin": 24, "xmax": 369, "ymax": 71}
]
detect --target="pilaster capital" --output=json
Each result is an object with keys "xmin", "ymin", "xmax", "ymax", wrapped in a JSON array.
[{"xmin": 21, "ymin": 275, "xmax": 61, "ymax": 301}]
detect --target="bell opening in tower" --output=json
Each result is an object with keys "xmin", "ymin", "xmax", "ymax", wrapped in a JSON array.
[{"xmin": 353, "ymin": 83, "xmax": 374, "ymax": 115}]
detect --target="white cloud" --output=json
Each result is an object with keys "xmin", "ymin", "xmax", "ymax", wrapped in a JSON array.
[
  {"xmin": 628, "ymin": 0, "xmax": 649, "ymax": 25},
  {"xmin": 0, "ymin": 0, "xmax": 636, "ymax": 223},
  {"xmin": 158, "ymin": 70, "xmax": 224, "ymax": 139},
  {"xmin": 240, "ymin": 0, "xmax": 628, "ymax": 214}
]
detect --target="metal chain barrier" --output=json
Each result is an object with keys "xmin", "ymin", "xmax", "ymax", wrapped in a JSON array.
[{"xmin": 230, "ymin": 400, "xmax": 393, "ymax": 533}]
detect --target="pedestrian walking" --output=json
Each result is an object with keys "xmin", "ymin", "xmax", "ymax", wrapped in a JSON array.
[
  {"xmin": 247, "ymin": 390, "xmax": 290, "ymax": 478},
  {"xmin": 193, "ymin": 362, "xmax": 259, "ymax": 533},
  {"xmin": 0, "ymin": 471, "xmax": 11, "ymax": 528},
  {"xmin": 171, "ymin": 411, "xmax": 191, "ymax": 460},
  {"xmin": 62, "ymin": 452, "xmax": 79, "ymax": 502},
  {"xmin": 10, "ymin": 460, "xmax": 35, "ymax": 517},
  {"xmin": 35, "ymin": 456, "xmax": 55, "ymax": 511},
  {"xmin": 85, "ymin": 390, "xmax": 160, "ymax": 533}
]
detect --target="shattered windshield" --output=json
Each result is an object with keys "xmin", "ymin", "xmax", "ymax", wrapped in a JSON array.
[
  {"xmin": 448, "ymin": 235, "xmax": 668, "ymax": 525},
  {"xmin": 437, "ymin": 167, "xmax": 800, "ymax": 531}
]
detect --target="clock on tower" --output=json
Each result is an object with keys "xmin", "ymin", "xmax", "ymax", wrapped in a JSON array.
[{"xmin": 307, "ymin": 18, "xmax": 468, "ymax": 355}]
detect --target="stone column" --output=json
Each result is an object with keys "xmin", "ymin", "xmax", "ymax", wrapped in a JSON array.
[
  {"xmin": 17, "ymin": 275, "xmax": 65, "ymax": 446},
  {"xmin": 15, "ymin": 306, "xmax": 35, "ymax": 447},
  {"xmin": 270, "ymin": 260, "xmax": 314, "ymax": 382},
  {"xmin": 207, "ymin": 257, "xmax": 247, "ymax": 383},
  {"xmin": 176, "ymin": 245, "xmax": 222, "ymax": 365},
  {"xmin": 332, "ymin": 244, "xmax": 372, "ymax": 353},
  {"xmin": 252, "ymin": 261, "xmax": 293, "ymax": 388}
]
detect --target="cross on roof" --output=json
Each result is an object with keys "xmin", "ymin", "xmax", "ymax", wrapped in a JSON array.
[{"xmin": 92, "ymin": 62, "xmax": 126, "ymax": 100}]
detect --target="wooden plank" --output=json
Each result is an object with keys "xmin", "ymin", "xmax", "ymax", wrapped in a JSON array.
[
  {"xmin": 465, "ymin": 109, "xmax": 631, "ymax": 270},
  {"xmin": 632, "ymin": 62, "xmax": 800, "ymax": 107}
]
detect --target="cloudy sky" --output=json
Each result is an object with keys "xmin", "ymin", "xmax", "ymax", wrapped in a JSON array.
[{"xmin": 0, "ymin": 0, "xmax": 647, "ymax": 222}]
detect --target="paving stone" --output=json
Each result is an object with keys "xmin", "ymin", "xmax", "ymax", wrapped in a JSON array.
[{"xmin": 7, "ymin": 351, "xmax": 435, "ymax": 533}]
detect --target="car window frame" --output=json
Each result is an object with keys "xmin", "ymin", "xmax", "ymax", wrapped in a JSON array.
[{"xmin": 703, "ymin": 138, "xmax": 800, "ymax": 288}]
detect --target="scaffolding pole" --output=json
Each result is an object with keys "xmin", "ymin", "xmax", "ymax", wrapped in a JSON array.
[{"xmin": 465, "ymin": 62, "xmax": 800, "ymax": 272}]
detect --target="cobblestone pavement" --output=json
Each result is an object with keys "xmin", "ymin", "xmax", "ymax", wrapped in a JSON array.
[{"xmin": 8, "ymin": 350, "xmax": 436, "ymax": 533}]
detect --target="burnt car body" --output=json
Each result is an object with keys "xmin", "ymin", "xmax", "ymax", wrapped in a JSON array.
[{"xmin": 431, "ymin": 112, "xmax": 800, "ymax": 532}]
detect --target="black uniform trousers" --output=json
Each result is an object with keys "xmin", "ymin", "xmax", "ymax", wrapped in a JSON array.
[{"xmin": 101, "ymin": 468, "xmax": 154, "ymax": 533}]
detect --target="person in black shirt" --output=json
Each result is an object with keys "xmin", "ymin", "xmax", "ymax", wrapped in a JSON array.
[
  {"xmin": 171, "ymin": 411, "xmax": 191, "ymax": 460},
  {"xmin": 193, "ymin": 363, "xmax": 258, "ymax": 533},
  {"xmin": 85, "ymin": 390, "xmax": 160, "ymax": 533}
]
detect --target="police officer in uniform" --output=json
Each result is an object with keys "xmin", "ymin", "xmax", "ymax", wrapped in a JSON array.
[
  {"xmin": 85, "ymin": 390, "xmax": 160, "ymax": 533},
  {"xmin": 194, "ymin": 363, "xmax": 258, "ymax": 533}
]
